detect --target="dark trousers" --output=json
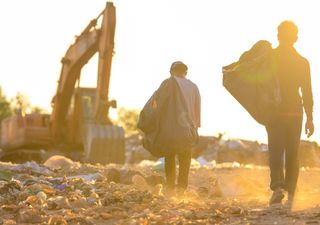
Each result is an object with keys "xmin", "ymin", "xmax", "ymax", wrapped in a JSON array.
[
  {"xmin": 266, "ymin": 116, "xmax": 302, "ymax": 195},
  {"xmin": 164, "ymin": 149, "xmax": 192, "ymax": 190}
]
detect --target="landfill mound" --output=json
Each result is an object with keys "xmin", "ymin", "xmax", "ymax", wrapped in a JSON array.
[
  {"xmin": 0, "ymin": 154, "xmax": 320, "ymax": 225},
  {"xmin": 126, "ymin": 134, "xmax": 320, "ymax": 168}
]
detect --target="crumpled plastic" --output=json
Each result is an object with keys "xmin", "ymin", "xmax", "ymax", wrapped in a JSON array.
[{"xmin": 0, "ymin": 153, "xmax": 319, "ymax": 224}]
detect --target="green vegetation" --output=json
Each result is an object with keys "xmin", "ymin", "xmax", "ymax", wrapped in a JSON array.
[
  {"xmin": 116, "ymin": 107, "xmax": 140, "ymax": 136},
  {"xmin": 0, "ymin": 87, "xmax": 47, "ymax": 124},
  {"xmin": 11, "ymin": 92, "xmax": 47, "ymax": 114},
  {"xmin": 0, "ymin": 87, "xmax": 13, "ymax": 122},
  {"xmin": 11, "ymin": 92, "xmax": 31, "ymax": 114}
]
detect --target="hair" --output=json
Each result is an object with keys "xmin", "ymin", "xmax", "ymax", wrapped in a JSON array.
[
  {"xmin": 277, "ymin": 20, "xmax": 298, "ymax": 44},
  {"xmin": 170, "ymin": 61, "xmax": 188, "ymax": 76}
]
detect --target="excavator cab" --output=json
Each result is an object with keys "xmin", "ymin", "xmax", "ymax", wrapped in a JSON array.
[{"xmin": 67, "ymin": 87, "xmax": 125, "ymax": 164}]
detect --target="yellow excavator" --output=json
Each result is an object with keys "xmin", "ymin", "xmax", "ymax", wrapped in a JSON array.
[{"xmin": 0, "ymin": 2, "xmax": 125, "ymax": 164}]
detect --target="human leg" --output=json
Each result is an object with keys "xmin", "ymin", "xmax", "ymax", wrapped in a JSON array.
[
  {"xmin": 266, "ymin": 122, "xmax": 286, "ymax": 192},
  {"xmin": 177, "ymin": 148, "xmax": 192, "ymax": 191},
  {"xmin": 284, "ymin": 117, "xmax": 302, "ymax": 199},
  {"xmin": 165, "ymin": 154, "xmax": 176, "ymax": 188}
]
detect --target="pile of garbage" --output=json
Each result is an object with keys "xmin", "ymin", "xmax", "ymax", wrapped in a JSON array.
[
  {"xmin": 0, "ymin": 154, "xmax": 320, "ymax": 224},
  {"xmin": 0, "ymin": 134, "xmax": 319, "ymax": 224},
  {"xmin": 0, "ymin": 155, "xmax": 166, "ymax": 224},
  {"xmin": 126, "ymin": 134, "xmax": 320, "ymax": 167}
]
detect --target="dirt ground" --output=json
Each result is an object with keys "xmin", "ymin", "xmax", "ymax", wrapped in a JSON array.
[{"xmin": 0, "ymin": 158, "xmax": 320, "ymax": 225}]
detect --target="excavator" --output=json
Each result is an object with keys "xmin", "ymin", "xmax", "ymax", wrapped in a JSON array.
[{"xmin": 0, "ymin": 2, "xmax": 125, "ymax": 164}]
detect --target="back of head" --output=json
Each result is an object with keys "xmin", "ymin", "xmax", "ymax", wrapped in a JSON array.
[
  {"xmin": 277, "ymin": 20, "xmax": 298, "ymax": 46},
  {"xmin": 170, "ymin": 61, "xmax": 188, "ymax": 77}
]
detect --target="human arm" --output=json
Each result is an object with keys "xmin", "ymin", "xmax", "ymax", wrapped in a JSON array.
[
  {"xmin": 301, "ymin": 60, "xmax": 314, "ymax": 137},
  {"xmin": 194, "ymin": 86, "xmax": 201, "ymax": 128},
  {"xmin": 305, "ymin": 120, "xmax": 314, "ymax": 138}
]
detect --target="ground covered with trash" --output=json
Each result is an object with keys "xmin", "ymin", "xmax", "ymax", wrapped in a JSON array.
[{"xmin": 0, "ymin": 153, "xmax": 320, "ymax": 225}]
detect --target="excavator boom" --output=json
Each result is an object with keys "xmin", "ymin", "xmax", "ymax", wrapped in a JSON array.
[
  {"xmin": 51, "ymin": 2, "xmax": 116, "ymax": 140},
  {"xmin": 94, "ymin": 3, "xmax": 116, "ymax": 123}
]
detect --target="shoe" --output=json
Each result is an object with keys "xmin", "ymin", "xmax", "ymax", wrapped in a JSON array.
[
  {"xmin": 269, "ymin": 188, "xmax": 285, "ymax": 206},
  {"xmin": 163, "ymin": 185, "xmax": 175, "ymax": 197},
  {"xmin": 284, "ymin": 193, "xmax": 294, "ymax": 210},
  {"xmin": 176, "ymin": 187, "xmax": 186, "ymax": 197}
]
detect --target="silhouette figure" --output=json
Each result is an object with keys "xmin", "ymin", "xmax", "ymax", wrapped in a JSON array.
[
  {"xmin": 138, "ymin": 61, "xmax": 201, "ymax": 196},
  {"xmin": 164, "ymin": 61, "xmax": 201, "ymax": 195},
  {"xmin": 267, "ymin": 21, "xmax": 314, "ymax": 207}
]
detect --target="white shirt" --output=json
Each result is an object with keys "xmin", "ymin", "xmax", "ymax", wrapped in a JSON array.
[{"xmin": 174, "ymin": 76, "xmax": 201, "ymax": 128}]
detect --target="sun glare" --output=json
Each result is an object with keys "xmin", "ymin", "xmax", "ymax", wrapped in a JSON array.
[{"xmin": 0, "ymin": 0, "xmax": 320, "ymax": 143}]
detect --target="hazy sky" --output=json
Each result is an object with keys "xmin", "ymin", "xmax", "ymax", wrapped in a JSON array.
[{"xmin": 1, "ymin": 0, "xmax": 320, "ymax": 143}]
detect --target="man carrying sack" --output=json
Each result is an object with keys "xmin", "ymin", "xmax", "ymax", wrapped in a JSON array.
[{"xmin": 138, "ymin": 61, "xmax": 201, "ymax": 196}]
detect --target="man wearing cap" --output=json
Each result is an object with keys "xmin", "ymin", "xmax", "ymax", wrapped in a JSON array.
[
  {"xmin": 163, "ymin": 61, "xmax": 201, "ymax": 195},
  {"xmin": 138, "ymin": 61, "xmax": 200, "ymax": 196},
  {"xmin": 266, "ymin": 21, "xmax": 314, "ymax": 206}
]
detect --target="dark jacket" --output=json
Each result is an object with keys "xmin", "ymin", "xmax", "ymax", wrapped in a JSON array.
[
  {"xmin": 273, "ymin": 46, "xmax": 313, "ymax": 120},
  {"xmin": 138, "ymin": 76, "xmax": 198, "ymax": 157}
]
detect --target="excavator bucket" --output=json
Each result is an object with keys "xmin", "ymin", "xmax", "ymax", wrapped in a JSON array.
[{"xmin": 84, "ymin": 123, "xmax": 125, "ymax": 164}]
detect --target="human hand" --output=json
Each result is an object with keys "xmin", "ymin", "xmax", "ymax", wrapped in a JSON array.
[{"xmin": 305, "ymin": 120, "xmax": 314, "ymax": 138}]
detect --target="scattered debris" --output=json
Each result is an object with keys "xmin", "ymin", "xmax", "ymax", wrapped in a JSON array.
[{"xmin": 0, "ymin": 135, "xmax": 319, "ymax": 224}]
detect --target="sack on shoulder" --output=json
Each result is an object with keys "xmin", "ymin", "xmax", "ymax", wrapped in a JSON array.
[
  {"xmin": 137, "ymin": 77, "xmax": 198, "ymax": 157},
  {"xmin": 155, "ymin": 77, "xmax": 198, "ymax": 155},
  {"xmin": 223, "ymin": 40, "xmax": 281, "ymax": 125}
]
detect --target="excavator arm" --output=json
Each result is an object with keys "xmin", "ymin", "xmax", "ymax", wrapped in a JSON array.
[
  {"xmin": 52, "ymin": 2, "xmax": 124, "ymax": 164},
  {"xmin": 94, "ymin": 3, "xmax": 116, "ymax": 123},
  {"xmin": 51, "ymin": 2, "xmax": 116, "ymax": 141}
]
